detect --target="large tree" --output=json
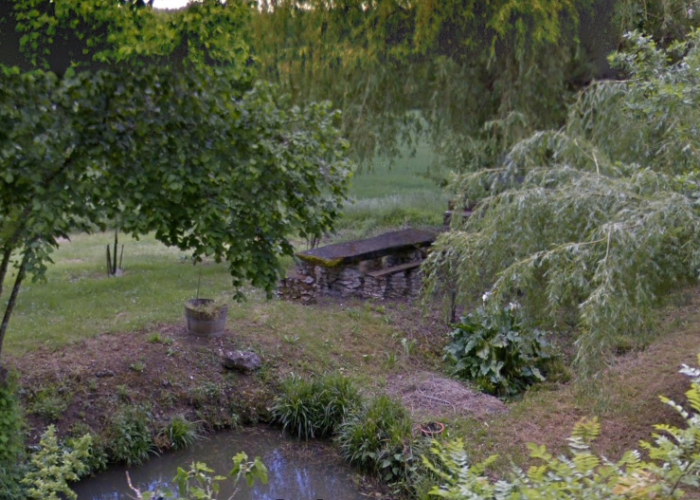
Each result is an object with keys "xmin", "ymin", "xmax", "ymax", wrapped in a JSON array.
[
  {"xmin": 0, "ymin": 0, "xmax": 351, "ymax": 366},
  {"xmin": 423, "ymin": 29, "xmax": 700, "ymax": 383}
]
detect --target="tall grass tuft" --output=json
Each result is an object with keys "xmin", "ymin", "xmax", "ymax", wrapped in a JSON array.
[
  {"xmin": 106, "ymin": 406, "xmax": 157, "ymax": 466},
  {"xmin": 272, "ymin": 373, "xmax": 362, "ymax": 440},
  {"xmin": 336, "ymin": 394, "xmax": 414, "ymax": 483},
  {"xmin": 159, "ymin": 415, "xmax": 199, "ymax": 450}
]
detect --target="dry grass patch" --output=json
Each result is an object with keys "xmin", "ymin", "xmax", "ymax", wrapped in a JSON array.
[{"xmin": 447, "ymin": 290, "xmax": 700, "ymax": 475}]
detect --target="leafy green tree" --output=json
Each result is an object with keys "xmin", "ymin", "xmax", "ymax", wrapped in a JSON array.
[
  {"xmin": 0, "ymin": 0, "xmax": 351, "ymax": 367},
  {"xmin": 423, "ymin": 30, "xmax": 700, "ymax": 381}
]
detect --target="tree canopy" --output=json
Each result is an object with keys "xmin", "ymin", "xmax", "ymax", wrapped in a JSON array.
[
  {"xmin": 249, "ymin": 0, "xmax": 599, "ymax": 166},
  {"xmin": 0, "ymin": 0, "xmax": 351, "ymax": 362}
]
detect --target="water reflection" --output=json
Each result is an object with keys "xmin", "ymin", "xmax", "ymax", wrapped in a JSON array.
[{"xmin": 72, "ymin": 427, "xmax": 364, "ymax": 500}]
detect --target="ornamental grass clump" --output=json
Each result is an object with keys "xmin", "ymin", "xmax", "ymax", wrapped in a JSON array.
[
  {"xmin": 159, "ymin": 415, "xmax": 200, "ymax": 450},
  {"xmin": 272, "ymin": 373, "xmax": 362, "ymax": 440},
  {"xmin": 336, "ymin": 394, "xmax": 415, "ymax": 484},
  {"xmin": 106, "ymin": 406, "xmax": 157, "ymax": 466}
]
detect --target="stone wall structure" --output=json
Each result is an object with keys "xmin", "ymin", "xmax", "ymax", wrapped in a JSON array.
[{"xmin": 279, "ymin": 229, "xmax": 436, "ymax": 302}]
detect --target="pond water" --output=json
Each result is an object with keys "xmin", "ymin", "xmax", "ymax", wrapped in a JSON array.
[{"xmin": 72, "ymin": 427, "xmax": 366, "ymax": 500}]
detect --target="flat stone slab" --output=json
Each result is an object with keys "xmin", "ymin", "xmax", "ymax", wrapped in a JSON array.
[{"xmin": 297, "ymin": 229, "xmax": 436, "ymax": 266}]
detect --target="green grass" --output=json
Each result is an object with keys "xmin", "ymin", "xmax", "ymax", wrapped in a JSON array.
[
  {"xmin": 3, "ymin": 142, "xmax": 445, "ymax": 355},
  {"xmin": 340, "ymin": 142, "xmax": 447, "ymax": 238},
  {"xmin": 3, "ymin": 234, "xmax": 419, "ymax": 378},
  {"xmin": 4, "ymin": 232, "xmax": 236, "ymax": 355}
]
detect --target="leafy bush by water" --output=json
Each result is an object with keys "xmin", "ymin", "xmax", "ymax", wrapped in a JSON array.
[
  {"xmin": 272, "ymin": 373, "xmax": 362, "ymax": 440},
  {"xmin": 21, "ymin": 426, "xmax": 91, "ymax": 500},
  {"xmin": 0, "ymin": 374, "xmax": 25, "ymax": 500},
  {"xmin": 106, "ymin": 406, "xmax": 157, "ymax": 466},
  {"xmin": 445, "ymin": 305, "xmax": 553, "ymax": 397},
  {"xmin": 336, "ymin": 394, "xmax": 415, "ymax": 484},
  {"xmin": 159, "ymin": 415, "xmax": 199, "ymax": 450}
]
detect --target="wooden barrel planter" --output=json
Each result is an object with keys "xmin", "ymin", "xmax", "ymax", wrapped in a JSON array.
[{"xmin": 184, "ymin": 298, "xmax": 228, "ymax": 336}]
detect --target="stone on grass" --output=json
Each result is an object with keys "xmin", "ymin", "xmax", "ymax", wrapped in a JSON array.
[{"xmin": 221, "ymin": 350, "xmax": 262, "ymax": 373}]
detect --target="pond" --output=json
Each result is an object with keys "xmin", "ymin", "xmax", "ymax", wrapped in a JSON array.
[{"xmin": 72, "ymin": 426, "xmax": 367, "ymax": 500}]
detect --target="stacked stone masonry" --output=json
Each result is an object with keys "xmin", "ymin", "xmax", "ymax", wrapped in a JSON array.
[
  {"xmin": 279, "ymin": 249, "xmax": 428, "ymax": 302},
  {"xmin": 278, "ymin": 229, "xmax": 436, "ymax": 302}
]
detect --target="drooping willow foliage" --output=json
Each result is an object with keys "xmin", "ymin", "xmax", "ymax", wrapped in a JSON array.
[
  {"xmin": 248, "ymin": 0, "xmax": 594, "ymax": 166},
  {"xmin": 423, "ymin": 31, "xmax": 700, "ymax": 379},
  {"xmin": 248, "ymin": 0, "xmax": 700, "ymax": 172}
]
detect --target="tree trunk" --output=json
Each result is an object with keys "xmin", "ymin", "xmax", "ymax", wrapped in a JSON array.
[
  {"xmin": 0, "ymin": 250, "xmax": 29, "ymax": 366},
  {"xmin": 0, "ymin": 245, "xmax": 13, "ymax": 300}
]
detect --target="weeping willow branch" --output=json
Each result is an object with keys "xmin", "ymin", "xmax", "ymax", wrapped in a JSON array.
[{"xmin": 424, "ymin": 31, "xmax": 700, "ymax": 381}]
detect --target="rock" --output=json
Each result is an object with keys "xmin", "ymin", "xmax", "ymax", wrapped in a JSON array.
[{"xmin": 221, "ymin": 350, "xmax": 262, "ymax": 373}]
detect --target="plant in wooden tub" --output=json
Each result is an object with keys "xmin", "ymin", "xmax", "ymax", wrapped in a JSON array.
[{"xmin": 184, "ymin": 297, "xmax": 229, "ymax": 336}]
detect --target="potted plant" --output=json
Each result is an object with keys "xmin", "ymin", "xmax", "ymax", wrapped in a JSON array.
[
  {"xmin": 419, "ymin": 421, "xmax": 445, "ymax": 437},
  {"xmin": 184, "ymin": 276, "xmax": 228, "ymax": 336},
  {"xmin": 184, "ymin": 298, "xmax": 228, "ymax": 336}
]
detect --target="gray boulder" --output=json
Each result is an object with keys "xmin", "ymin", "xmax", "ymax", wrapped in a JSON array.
[{"xmin": 221, "ymin": 350, "xmax": 262, "ymax": 373}]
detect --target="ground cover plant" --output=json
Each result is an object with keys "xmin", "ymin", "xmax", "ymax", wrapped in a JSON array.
[{"xmin": 445, "ymin": 304, "xmax": 553, "ymax": 397}]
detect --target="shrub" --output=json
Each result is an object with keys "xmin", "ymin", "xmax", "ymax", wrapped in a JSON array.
[
  {"xmin": 21, "ymin": 426, "xmax": 91, "ymax": 500},
  {"xmin": 67, "ymin": 433, "xmax": 108, "ymax": 478},
  {"xmin": 106, "ymin": 406, "xmax": 157, "ymax": 466},
  {"xmin": 445, "ymin": 304, "xmax": 552, "ymax": 397},
  {"xmin": 424, "ymin": 354, "xmax": 700, "ymax": 499},
  {"xmin": 272, "ymin": 373, "xmax": 362, "ymax": 440},
  {"xmin": 336, "ymin": 394, "xmax": 415, "ymax": 484},
  {"xmin": 0, "ymin": 373, "xmax": 24, "ymax": 500},
  {"xmin": 159, "ymin": 415, "xmax": 199, "ymax": 450},
  {"xmin": 132, "ymin": 453, "xmax": 269, "ymax": 500},
  {"xmin": 29, "ymin": 385, "xmax": 72, "ymax": 421}
]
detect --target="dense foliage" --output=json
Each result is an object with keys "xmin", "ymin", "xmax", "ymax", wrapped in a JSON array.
[
  {"xmin": 445, "ymin": 304, "xmax": 552, "ymax": 397},
  {"xmin": 425, "ymin": 356, "xmax": 700, "ymax": 499},
  {"xmin": 337, "ymin": 394, "xmax": 415, "ymax": 484},
  {"xmin": 248, "ymin": 0, "xmax": 700, "ymax": 174},
  {"xmin": 424, "ymin": 30, "xmax": 700, "ymax": 380},
  {"xmin": 249, "ymin": 0, "xmax": 596, "ymax": 166},
  {"xmin": 20, "ymin": 426, "xmax": 91, "ymax": 500},
  {"xmin": 272, "ymin": 373, "xmax": 362, "ymax": 439},
  {"xmin": 0, "ymin": 371, "xmax": 24, "ymax": 500},
  {"xmin": 0, "ymin": 0, "xmax": 351, "ymax": 363}
]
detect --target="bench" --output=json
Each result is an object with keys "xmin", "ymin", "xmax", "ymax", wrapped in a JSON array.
[{"xmin": 366, "ymin": 260, "xmax": 424, "ymax": 279}]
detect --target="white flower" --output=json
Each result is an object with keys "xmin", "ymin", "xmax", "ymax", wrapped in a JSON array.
[{"xmin": 482, "ymin": 291, "xmax": 492, "ymax": 303}]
